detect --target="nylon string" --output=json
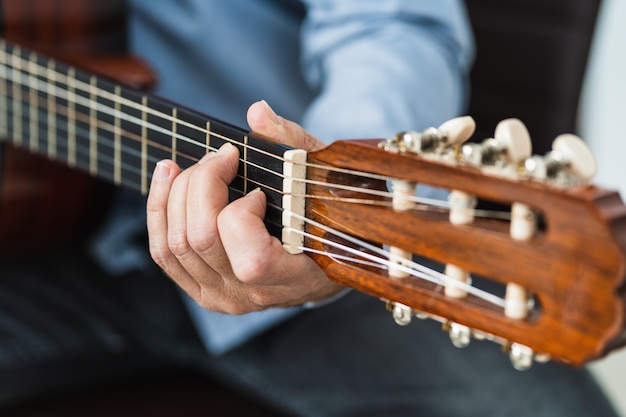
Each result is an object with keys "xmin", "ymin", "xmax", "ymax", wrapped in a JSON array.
[{"xmin": 0, "ymin": 42, "xmax": 509, "ymax": 309}]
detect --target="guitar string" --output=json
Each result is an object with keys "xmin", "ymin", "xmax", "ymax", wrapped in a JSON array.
[
  {"xmin": 0, "ymin": 51, "xmax": 512, "ymax": 309},
  {"xmin": 0, "ymin": 54, "xmax": 413, "ymax": 194},
  {"xmin": 284, "ymin": 210, "xmax": 506, "ymax": 307},
  {"xmin": 1, "ymin": 95, "xmax": 509, "ymax": 309},
  {"xmin": 2, "ymin": 49, "xmax": 510, "ymax": 224},
  {"xmin": 0, "ymin": 97, "xmax": 511, "ymax": 310},
  {"xmin": 0, "ymin": 46, "xmax": 515, "ymax": 222},
  {"xmin": 0, "ymin": 52, "xmax": 511, "ymax": 219}
]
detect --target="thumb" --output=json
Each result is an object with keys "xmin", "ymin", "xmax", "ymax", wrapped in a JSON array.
[{"xmin": 247, "ymin": 100, "xmax": 325, "ymax": 151}]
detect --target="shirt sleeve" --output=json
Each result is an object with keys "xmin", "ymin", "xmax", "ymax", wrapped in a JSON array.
[{"xmin": 299, "ymin": 0, "xmax": 474, "ymax": 141}]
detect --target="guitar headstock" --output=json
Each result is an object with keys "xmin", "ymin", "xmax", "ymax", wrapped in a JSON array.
[{"xmin": 302, "ymin": 117, "xmax": 626, "ymax": 369}]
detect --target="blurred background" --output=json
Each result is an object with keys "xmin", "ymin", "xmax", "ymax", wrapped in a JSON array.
[{"xmin": 579, "ymin": 0, "xmax": 626, "ymax": 414}]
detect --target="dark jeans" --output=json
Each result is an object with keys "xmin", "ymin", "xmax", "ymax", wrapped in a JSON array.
[{"xmin": 0, "ymin": 245, "xmax": 619, "ymax": 417}]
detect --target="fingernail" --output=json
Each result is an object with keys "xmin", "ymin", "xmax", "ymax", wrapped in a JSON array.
[
  {"xmin": 198, "ymin": 151, "xmax": 213, "ymax": 164},
  {"xmin": 216, "ymin": 142, "xmax": 235, "ymax": 155},
  {"xmin": 153, "ymin": 161, "xmax": 171, "ymax": 182},
  {"xmin": 262, "ymin": 100, "xmax": 282, "ymax": 125}
]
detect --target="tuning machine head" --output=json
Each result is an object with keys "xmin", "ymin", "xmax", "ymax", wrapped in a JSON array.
[
  {"xmin": 459, "ymin": 118, "xmax": 532, "ymax": 167},
  {"xmin": 519, "ymin": 133, "xmax": 597, "ymax": 185},
  {"xmin": 379, "ymin": 116, "xmax": 476, "ymax": 154}
]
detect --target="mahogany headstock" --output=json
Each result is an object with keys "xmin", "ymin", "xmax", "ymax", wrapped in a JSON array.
[{"xmin": 303, "ymin": 117, "xmax": 626, "ymax": 369}]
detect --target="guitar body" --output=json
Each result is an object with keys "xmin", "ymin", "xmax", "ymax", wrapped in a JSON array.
[{"xmin": 0, "ymin": 0, "xmax": 139, "ymax": 252}]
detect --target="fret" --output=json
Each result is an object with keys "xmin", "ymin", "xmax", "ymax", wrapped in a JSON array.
[
  {"xmin": 206, "ymin": 121, "xmax": 211, "ymax": 155},
  {"xmin": 113, "ymin": 85, "xmax": 122, "ymax": 185},
  {"xmin": 0, "ymin": 42, "xmax": 8, "ymax": 140},
  {"xmin": 141, "ymin": 95, "xmax": 148, "ymax": 195},
  {"xmin": 171, "ymin": 108, "xmax": 177, "ymax": 163},
  {"xmin": 67, "ymin": 67, "xmax": 77, "ymax": 167},
  {"xmin": 27, "ymin": 52, "xmax": 39, "ymax": 153},
  {"xmin": 46, "ymin": 59, "xmax": 57, "ymax": 159},
  {"xmin": 11, "ymin": 46, "xmax": 22, "ymax": 147},
  {"xmin": 243, "ymin": 134, "xmax": 249, "ymax": 195},
  {"xmin": 88, "ymin": 75, "xmax": 98, "ymax": 175}
]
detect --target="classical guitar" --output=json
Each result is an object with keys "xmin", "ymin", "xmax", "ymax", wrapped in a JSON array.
[{"xmin": 1, "ymin": 2, "xmax": 625, "ymax": 370}]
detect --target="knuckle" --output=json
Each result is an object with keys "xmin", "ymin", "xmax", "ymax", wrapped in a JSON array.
[
  {"xmin": 187, "ymin": 228, "xmax": 219, "ymax": 254},
  {"xmin": 167, "ymin": 233, "xmax": 192, "ymax": 258},
  {"xmin": 233, "ymin": 257, "xmax": 271, "ymax": 284},
  {"xmin": 197, "ymin": 292, "xmax": 251, "ymax": 315},
  {"xmin": 148, "ymin": 242, "xmax": 176, "ymax": 272},
  {"xmin": 247, "ymin": 289, "xmax": 276, "ymax": 309}
]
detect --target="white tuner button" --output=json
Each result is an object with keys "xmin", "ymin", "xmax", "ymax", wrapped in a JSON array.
[
  {"xmin": 494, "ymin": 118, "xmax": 532, "ymax": 162},
  {"xmin": 438, "ymin": 116, "xmax": 476, "ymax": 147},
  {"xmin": 552, "ymin": 133, "xmax": 597, "ymax": 181}
]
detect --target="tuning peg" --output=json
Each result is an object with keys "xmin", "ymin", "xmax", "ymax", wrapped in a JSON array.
[
  {"xmin": 508, "ymin": 342, "xmax": 534, "ymax": 371},
  {"xmin": 551, "ymin": 134, "xmax": 597, "ymax": 182},
  {"xmin": 438, "ymin": 115, "xmax": 476, "ymax": 147},
  {"xmin": 379, "ymin": 116, "xmax": 475, "ymax": 154},
  {"xmin": 520, "ymin": 134, "xmax": 597, "ymax": 184},
  {"xmin": 459, "ymin": 118, "xmax": 532, "ymax": 167},
  {"xmin": 391, "ymin": 302, "xmax": 413, "ymax": 326},
  {"xmin": 447, "ymin": 321, "xmax": 472, "ymax": 348},
  {"xmin": 493, "ymin": 118, "xmax": 532, "ymax": 162}
]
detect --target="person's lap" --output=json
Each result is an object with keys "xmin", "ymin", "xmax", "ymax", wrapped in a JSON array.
[
  {"xmin": 0, "ymin": 246, "xmax": 618, "ymax": 417},
  {"xmin": 212, "ymin": 291, "xmax": 618, "ymax": 417}
]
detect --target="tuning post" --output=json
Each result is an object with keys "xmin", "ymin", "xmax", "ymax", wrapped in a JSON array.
[
  {"xmin": 447, "ymin": 321, "xmax": 472, "ymax": 348},
  {"xmin": 391, "ymin": 302, "xmax": 413, "ymax": 326},
  {"xmin": 508, "ymin": 342, "xmax": 535, "ymax": 371}
]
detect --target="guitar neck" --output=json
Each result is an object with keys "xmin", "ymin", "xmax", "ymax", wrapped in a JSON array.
[{"xmin": 0, "ymin": 38, "xmax": 291, "ymax": 236}]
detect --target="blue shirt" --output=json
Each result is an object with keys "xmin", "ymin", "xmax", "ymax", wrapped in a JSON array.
[{"xmin": 95, "ymin": 0, "xmax": 474, "ymax": 355}]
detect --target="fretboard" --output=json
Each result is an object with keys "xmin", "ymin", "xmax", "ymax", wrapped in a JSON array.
[{"xmin": 0, "ymin": 39, "xmax": 292, "ymax": 238}]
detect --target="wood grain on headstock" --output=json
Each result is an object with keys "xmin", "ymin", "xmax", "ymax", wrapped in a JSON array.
[{"xmin": 306, "ymin": 139, "xmax": 626, "ymax": 366}]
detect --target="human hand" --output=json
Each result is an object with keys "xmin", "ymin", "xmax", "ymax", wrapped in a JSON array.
[{"xmin": 146, "ymin": 100, "xmax": 344, "ymax": 314}]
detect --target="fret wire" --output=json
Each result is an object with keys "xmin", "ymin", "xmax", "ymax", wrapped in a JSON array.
[
  {"xmin": 89, "ymin": 75, "xmax": 98, "ymax": 175},
  {"xmin": 67, "ymin": 67, "xmax": 77, "ymax": 166},
  {"xmin": 171, "ymin": 108, "xmax": 177, "ymax": 163},
  {"xmin": 206, "ymin": 121, "xmax": 211, "ymax": 156},
  {"xmin": 243, "ymin": 134, "xmax": 249, "ymax": 194},
  {"xmin": 0, "ymin": 46, "xmax": 286, "ymax": 165},
  {"xmin": 46, "ymin": 59, "xmax": 57, "ymax": 159},
  {"xmin": 114, "ymin": 85, "xmax": 122, "ymax": 185},
  {"xmin": 141, "ymin": 95, "xmax": 148, "ymax": 195},
  {"xmin": 28, "ymin": 52, "xmax": 38, "ymax": 153},
  {"xmin": 11, "ymin": 46, "xmax": 22, "ymax": 147},
  {"xmin": 0, "ymin": 50, "xmax": 7, "ymax": 139}
]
